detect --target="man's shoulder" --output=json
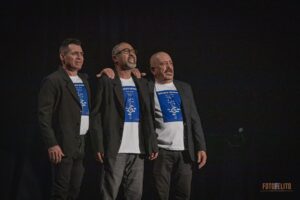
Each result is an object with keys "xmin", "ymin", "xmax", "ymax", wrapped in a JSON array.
[
  {"xmin": 97, "ymin": 74, "xmax": 112, "ymax": 81},
  {"xmin": 42, "ymin": 69, "xmax": 64, "ymax": 83},
  {"xmin": 174, "ymin": 79, "xmax": 191, "ymax": 88},
  {"xmin": 78, "ymin": 72, "xmax": 89, "ymax": 80},
  {"xmin": 135, "ymin": 76, "xmax": 150, "ymax": 84},
  {"xmin": 134, "ymin": 77, "xmax": 154, "ymax": 90},
  {"xmin": 96, "ymin": 75, "xmax": 115, "ymax": 86}
]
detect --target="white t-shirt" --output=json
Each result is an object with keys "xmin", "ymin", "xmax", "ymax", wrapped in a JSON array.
[
  {"xmin": 154, "ymin": 82, "xmax": 184, "ymax": 150},
  {"xmin": 118, "ymin": 77, "xmax": 143, "ymax": 154},
  {"xmin": 70, "ymin": 75, "xmax": 89, "ymax": 135}
]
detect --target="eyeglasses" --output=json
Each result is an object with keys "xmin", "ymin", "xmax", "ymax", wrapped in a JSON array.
[{"xmin": 115, "ymin": 48, "xmax": 137, "ymax": 55}]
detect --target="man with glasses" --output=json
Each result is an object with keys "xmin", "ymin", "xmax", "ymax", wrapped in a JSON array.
[
  {"xmin": 98, "ymin": 51, "xmax": 207, "ymax": 200},
  {"xmin": 90, "ymin": 42, "xmax": 158, "ymax": 200}
]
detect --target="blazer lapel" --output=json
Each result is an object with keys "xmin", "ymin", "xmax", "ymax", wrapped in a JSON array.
[
  {"xmin": 174, "ymin": 80, "xmax": 189, "ymax": 119},
  {"xmin": 133, "ymin": 77, "xmax": 146, "ymax": 104},
  {"xmin": 59, "ymin": 67, "xmax": 81, "ymax": 107},
  {"xmin": 112, "ymin": 77, "xmax": 124, "ymax": 110},
  {"xmin": 78, "ymin": 73, "xmax": 91, "ymax": 110},
  {"xmin": 148, "ymin": 80, "xmax": 155, "ymax": 113}
]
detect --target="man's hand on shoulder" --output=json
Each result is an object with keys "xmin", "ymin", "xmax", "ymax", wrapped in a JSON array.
[
  {"xmin": 96, "ymin": 68, "xmax": 115, "ymax": 79},
  {"xmin": 131, "ymin": 68, "xmax": 146, "ymax": 79}
]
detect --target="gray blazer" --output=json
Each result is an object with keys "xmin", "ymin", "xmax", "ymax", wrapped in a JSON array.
[
  {"xmin": 148, "ymin": 80, "xmax": 206, "ymax": 161},
  {"xmin": 38, "ymin": 67, "xmax": 91, "ymax": 157}
]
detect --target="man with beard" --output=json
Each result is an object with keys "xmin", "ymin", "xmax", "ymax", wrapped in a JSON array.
[
  {"xmin": 98, "ymin": 51, "xmax": 207, "ymax": 200},
  {"xmin": 149, "ymin": 51, "xmax": 207, "ymax": 200},
  {"xmin": 90, "ymin": 42, "xmax": 158, "ymax": 200}
]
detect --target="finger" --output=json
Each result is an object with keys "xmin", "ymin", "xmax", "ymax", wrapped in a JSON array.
[
  {"xmin": 51, "ymin": 151, "xmax": 58, "ymax": 163},
  {"xmin": 141, "ymin": 73, "xmax": 147, "ymax": 77},
  {"xmin": 199, "ymin": 160, "xmax": 205, "ymax": 169},
  {"xmin": 99, "ymin": 154, "xmax": 104, "ymax": 163},
  {"xmin": 49, "ymin": 152, "xmax": 55, "ymax": 163},
  {"xmin": 109, "ymin": 74, "xmax": 115, "ymax": 79},
  {"xmin": 152, "ymin": 152, "xmax": 158, "ymax": 160},
  {"xmin": 54, "ymin": 151, "xmax": 59, "ymax": 164},
  {"xmin": 96, "ymin": 153, "xmax": 104, "ymax": 163},
  {"xmin": 198, "ymin": 157, "xmax": 207, "ymax": 169},
  {"xmin": 57, "ymin": 152, "xmax": 63, "ymax": 163},
  {"xmin": 96, "ymin": 153, "xmax": 100, "ymax": 161},
  {"xmin": 197, "ymin": 154, "xmax": 201, "ymax": 163},
  {"xmin": 149, "ymin": 153, "xmax": 153, "ymax": 160},
  {"xmin": 55, "ymin": 150, "xmax": 62, "ymax": 164},
  {"xmin": 149, "ymin": 152, "xmax": 158, "ymax": 160},
  {"xmin": 96, "ymin": 73, "xmax": 101, "ymax": 78}
]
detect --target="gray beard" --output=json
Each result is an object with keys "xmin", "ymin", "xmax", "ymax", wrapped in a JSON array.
[{"xmin": 126, "ymin": 62, "xmax": 136, "ymax": 69}]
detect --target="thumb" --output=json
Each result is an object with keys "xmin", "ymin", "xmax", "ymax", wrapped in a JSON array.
[{"xmin": 197, "ymin": 153, "xmax": 201, "ymax": 163}]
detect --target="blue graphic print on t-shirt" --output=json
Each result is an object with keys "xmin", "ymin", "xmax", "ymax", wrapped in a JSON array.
[
  {"xmin": 74, "ymin": 83, "xmax": 89, "ymax": 115},
  {"xmin": 123, "ymin": 86, "xmax": 140, "ymax": 122},
  {"xmin": 156, "ymin": 90, "xmax": 183, "ymax": 122}
]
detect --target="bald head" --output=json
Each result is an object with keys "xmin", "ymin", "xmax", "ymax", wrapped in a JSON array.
[
  {"xmin": 150, "ymin": 51, "xmax": 174, "ymax": 84},
  {"xmin": 150, "ymin": 51, "xmax": 170, "ymax": 68}
]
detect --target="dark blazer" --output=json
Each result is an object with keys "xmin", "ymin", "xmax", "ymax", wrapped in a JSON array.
[
  {"xmin": 149, "ymin": 80, "xmax": 206, "ymax": 161},
  {"xmin": 38, "ymin": 67, "xmax": 91, "ymax": 157},
  {"xmin": 90, "ymin": 75, "xmax": 158, "ymax": 158}
]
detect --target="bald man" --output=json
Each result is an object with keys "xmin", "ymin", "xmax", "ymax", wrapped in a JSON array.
[
  {"xmin": 148, "ymin": 51, "xmax": 207, "ymax": 200},
  {"xmin": 98, "ymin": 51, "xmax": 207, "ymax": 200}
]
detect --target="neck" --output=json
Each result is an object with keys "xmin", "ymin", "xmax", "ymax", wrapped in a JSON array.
[
  {"xmin": 116, "ymin": 67, "xmax": 132, "ymax": 79},
  {"xmin": 63, "ymin": 66, "xmax": 78, "ymax": 76},
  {"xmin": 155, "ymin": 79, "xmax": 173, "ymax": 84}
]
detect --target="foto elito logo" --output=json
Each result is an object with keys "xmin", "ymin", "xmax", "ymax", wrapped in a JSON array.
[{"xmin": 261, "ymin": 182, "xmax": 293, "ymax": 192}]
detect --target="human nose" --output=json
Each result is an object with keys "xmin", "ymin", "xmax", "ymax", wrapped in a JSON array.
[
  {"xmin": 77, "ymin": 53, "xmax": 84, "ymax": 59},
  {"xmin": 166, "ymin": 63, "xmax": 173, "ymax": 70}
]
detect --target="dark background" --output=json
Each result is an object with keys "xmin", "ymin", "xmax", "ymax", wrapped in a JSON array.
[{"xmin": 1, "ymin": 0, "xmax": 299, "ymax": 199}]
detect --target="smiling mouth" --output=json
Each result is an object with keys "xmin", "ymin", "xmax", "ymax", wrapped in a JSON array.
[{"xmin": 128, "ymin": 58, "xmax": 136, "ymax": 64}]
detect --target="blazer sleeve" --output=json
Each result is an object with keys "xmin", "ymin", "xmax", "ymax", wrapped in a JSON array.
[
  {"xmin": 89, "ymin": 77, "xmax": 105, "ymax": 153},
  {"xmin": 142, "ymin": 79, "xmax": 158, "ymax": 153},
  {"xmin": 37, "ymin": 78, "xmax": 58, "ymax": 149},
  {"xmin": 188, "ymin": 84, "xmax": 207, "ymax": 152}
]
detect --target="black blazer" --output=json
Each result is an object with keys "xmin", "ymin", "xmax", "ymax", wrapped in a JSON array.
[
  {"xmin": 90, "ymin": 75, "xmax": 158, "ymax": 158},
  {"xmin": 149, "ymin": 80, "xmax": 207, "ymax": 161},
  {"xmin": 38, "ymin": 67, "xmax": 91, "ymax": 157}
]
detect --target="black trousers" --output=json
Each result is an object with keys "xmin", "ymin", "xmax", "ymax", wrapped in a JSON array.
[
  {"xmin": 153, "ymin": 149, "xmax": 193, "ymax": 200},
  {"xmin": 50, "ymin": 137, "xmax": 85, "ymax": 200}
]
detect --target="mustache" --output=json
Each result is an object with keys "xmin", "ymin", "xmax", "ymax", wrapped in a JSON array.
[{"xmin": 165, "ymin": 69, "xmax": 173, "ymax": 73}]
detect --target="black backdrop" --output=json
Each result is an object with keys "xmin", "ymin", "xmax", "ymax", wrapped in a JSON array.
[{"xmin": 1, "ymin": 0, "xmax": 299, "ymax": 199}]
